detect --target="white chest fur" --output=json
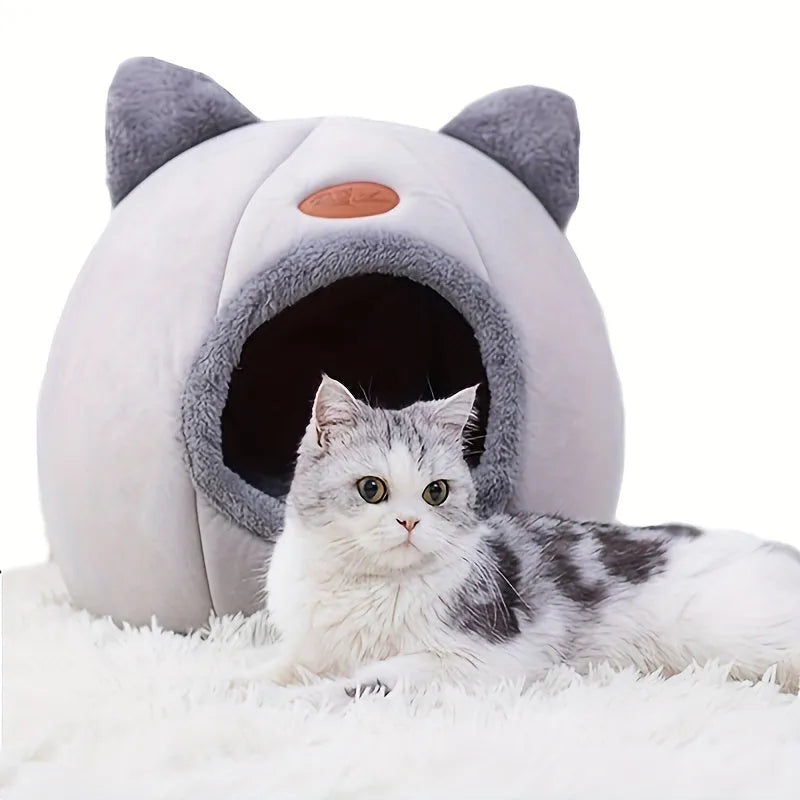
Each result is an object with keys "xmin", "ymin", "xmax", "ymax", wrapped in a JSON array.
[{"xmin": 266, "ymin": 521, "xmax": 460, "ymax": 676}]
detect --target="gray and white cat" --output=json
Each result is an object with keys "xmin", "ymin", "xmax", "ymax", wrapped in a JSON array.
[{"xmin": 264, "ymin": 376, "xmax": 800, "ymax": 695}]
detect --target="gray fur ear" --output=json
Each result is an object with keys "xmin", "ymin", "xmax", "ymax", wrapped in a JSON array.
[
  {"xmin": 428, "ymin": 385, "xmax": 479, "ymax": 437},
  {"xmin": 106, "ymin": 57, "xmax": 258, "ymax": 206},
  {"xmin": 311, "ymin": 375, "xmax": 362, "ymax": 446},
  {"xmin": 441, "ymin": 87, "xmax": 579, "ymax": 229}
]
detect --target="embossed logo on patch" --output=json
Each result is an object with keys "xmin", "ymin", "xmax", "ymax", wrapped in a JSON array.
[{"xmin": 298, "ymin": 182, "xmax": 399, "ymax": 218}]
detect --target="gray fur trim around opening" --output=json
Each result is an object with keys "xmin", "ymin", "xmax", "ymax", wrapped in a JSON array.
[{"xmin": 180, "ymin": 232, "xmax": 524, "ymax": 541}]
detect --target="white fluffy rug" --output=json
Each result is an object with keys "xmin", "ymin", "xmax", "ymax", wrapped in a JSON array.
[{"xmin": 3, "ymin": 563, "xmax": 800, "ymax": 799}]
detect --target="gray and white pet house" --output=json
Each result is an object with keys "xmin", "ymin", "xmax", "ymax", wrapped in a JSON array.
[{"xmin": 38, "ymin": 58, "xmax": 624, "ymax": 631}]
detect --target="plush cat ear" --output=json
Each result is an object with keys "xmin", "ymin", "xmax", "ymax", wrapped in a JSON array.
[
  {"xmin": 441, "ymin": 87, "xmax": 579, "ymax": 229},
  {"xmin": 429, "ymin": 385, "xmax": 479, "ymax": 439},
  {"xmin": 106, "ymin": 57, "xmax": 258, "ymax": 206},
  {"xmin": 311, "ymin": 375, "xmax": 362, "ymax": 446}
]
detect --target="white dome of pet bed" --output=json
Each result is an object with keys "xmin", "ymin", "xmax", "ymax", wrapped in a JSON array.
[{"xmin": 37, "ymin": 58, "xmax": 624, "ymax": 631}]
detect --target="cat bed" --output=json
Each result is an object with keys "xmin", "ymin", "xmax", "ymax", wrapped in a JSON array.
[
  {"xmin": 37, "ymin": 58, "xmax": 624, "ymax": 631},
  {"xmin": 4, "ymin": 563, "xmax": 799, "ymax": 800}
]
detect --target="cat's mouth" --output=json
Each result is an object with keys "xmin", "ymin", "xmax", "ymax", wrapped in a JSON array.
[{"xmin": 181, "ymin": 233, "xmax": 523, "ymax": 539}]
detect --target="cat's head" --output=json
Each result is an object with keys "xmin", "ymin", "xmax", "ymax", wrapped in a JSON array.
[{"xmin": 287, "ymin": 376, "xmax": 481, "ymax": 575}]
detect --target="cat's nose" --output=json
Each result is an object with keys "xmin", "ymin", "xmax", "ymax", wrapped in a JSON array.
[{"xmin": 396, "ymin": 518, "xmax": 419, "ymax": 533}]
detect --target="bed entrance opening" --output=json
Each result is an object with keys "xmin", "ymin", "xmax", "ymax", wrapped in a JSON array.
[{"xmin": 220, "ymin": 274, "xmax": 489, "ymax": 497}]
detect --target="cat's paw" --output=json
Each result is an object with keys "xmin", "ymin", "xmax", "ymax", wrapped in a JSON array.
[
  {"xmin": 233, "ymin": 655, "xmax": 310, "ymax": 688},
  {"xmin": 344, "ymin": 678, "xmax": 393, "ymax": 698},
  {"xmin": 343, "ymin": 659, "xmax": 414, "ymax": 698},
  {"xmin": 342, "ymin": 653, "xmax": 444, "ymax": 698},
  {"xmin": 263, "ymin": 657, "xmax": 307, "ymax": 687},
  {"xmin": 773, "ymin": 656, "xmax": 800, "ymax": 693}
]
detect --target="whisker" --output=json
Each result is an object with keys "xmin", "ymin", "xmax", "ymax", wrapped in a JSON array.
[
  {"xmin": 486, "ymin": 561, "xmax": 533, "ymax": 615},
  {"xmin": 390, "ymin": 585, "xmax": 402, "ymax": 625}
]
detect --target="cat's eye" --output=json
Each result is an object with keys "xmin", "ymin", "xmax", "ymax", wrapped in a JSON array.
[
  {"xmin": 356, "ymin": 476, "xmax": 388, "ymax": 503},
  {"xmin": 422, "ymin": 480, "xmax": 449, "ymax": 506}
]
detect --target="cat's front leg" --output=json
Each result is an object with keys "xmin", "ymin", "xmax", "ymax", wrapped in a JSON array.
[
  {"xmin": 259, "ymin": 653, "xmax": 310, "ymax": 686},
  {"xmin": 344, "ymin": 652, "xmax": 442, "ymax": 695},
  {"xmin": 233, "ymin": 647, "xmax": 320, "ymax": 688},
  {"xmin": 344, "ymin": 651, "xmax": 474, "ymax": 696}
]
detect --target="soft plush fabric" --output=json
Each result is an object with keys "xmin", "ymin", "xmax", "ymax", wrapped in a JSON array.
[
  {"xmin": 3, "ymin": 563, "xmax": 799, "ymax": 799},
  {"xmin": 38, "ymin": 57, "xmax": 624, "ymax": 631}
]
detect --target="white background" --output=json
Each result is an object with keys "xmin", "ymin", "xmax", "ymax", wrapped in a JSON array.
[{"xmin": 1, "ymin": 0, "xmax": 797, "ymax": 569}]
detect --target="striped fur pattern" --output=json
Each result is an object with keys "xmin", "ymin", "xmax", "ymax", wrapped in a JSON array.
[{"xmin": 264, "ymin": 377, "xmax": 800, "ymax": 694}]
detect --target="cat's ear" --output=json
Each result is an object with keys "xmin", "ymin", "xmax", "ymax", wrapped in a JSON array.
[
  {"xmin": 441, "ymin": 86, "xmax": 579, "ymax": 229},
  {"xmin": 429, "ymin": 385, "xmax": 479, "ymax": 439},
  {"xmin": 311, "ymin": 375, "xmax": 362, "ymax": 447},
  {"xmin": 106, "ymin": 57, "xmax": 258, "ymax": 206}
]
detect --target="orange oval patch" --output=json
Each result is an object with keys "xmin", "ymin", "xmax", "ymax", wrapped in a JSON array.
[{"xmin": 298, "ymin": 181, "xmax": 399, "ymax": 219}]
